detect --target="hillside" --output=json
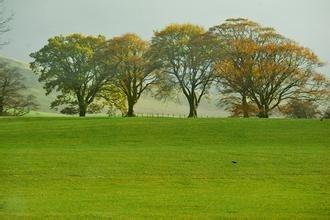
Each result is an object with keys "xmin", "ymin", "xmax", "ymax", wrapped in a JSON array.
[
  {"xmin": 0, "ymin": 56, "xmax": 57, "ymax": 113},
  {"xmin": 0, "ymin": 117, "xmax": 329, "ymax": 218},
  {"xmin": 0, "ymin": 56, "xmax": 227, "ymax": 117}
]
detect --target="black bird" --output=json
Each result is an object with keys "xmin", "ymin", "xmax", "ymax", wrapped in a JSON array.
[{"xmin": 232, "ymin": 161, "xmax": 237, "ymax": 164}]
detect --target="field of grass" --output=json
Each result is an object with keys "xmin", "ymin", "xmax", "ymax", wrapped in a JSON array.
[{"xmin": 0, "ymin": 117, "xmax": 329, "ymax": 219}]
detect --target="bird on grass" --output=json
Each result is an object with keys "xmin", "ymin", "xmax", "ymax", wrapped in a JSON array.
[{"xmin": 232, "ymin": 161, "xmax": 237, "ymax": 164}]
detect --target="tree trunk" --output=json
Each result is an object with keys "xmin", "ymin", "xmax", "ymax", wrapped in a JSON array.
[
  {"xmin": 79, "ymin": 107, "xmax": 86, "ymax": 117},
  {"xmin": 258, "ymin": 106, "xmax": 269, "ymax": 118},
  {"xmin": 126, "ymin": 99, "xmax": 136, "ymax": 117},
  {"xmin": 188, "ymin": 98, "xmax": 198, "ymax": 118},
  {"xmin": 242, "ymin": 95, "xmax": 249, "ymax": 118},
  {"xmin": 76, "ymin": 93, "xmax": 87, "ymax": 117},
  {"xmin": 0, "ymin": 105, "xmax": 3, "ymax": 116},
  {"xmin": 78, "ymin": 102, "xmax": 87, "ymax": 117},
  {"xmin": 258, "ymin": 112, "xmax": 269, "ymax": 118},
  {"xmin": 0, "ymin": 97, "xmax": 4, "ymax": 116}
]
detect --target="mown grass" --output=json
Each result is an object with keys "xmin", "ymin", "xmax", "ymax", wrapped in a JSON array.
[{"xmin": 0, "ymin": 117, "xmax": 329, "ymax": 219}]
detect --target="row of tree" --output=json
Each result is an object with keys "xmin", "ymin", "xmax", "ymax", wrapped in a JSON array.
[
  {"xmin": 29, "ymin": 18, "xmax": 328, "ymax": 118},
  {"xmin": 2, "ymin": 17, "xmax": 329, "ymax": 118}
]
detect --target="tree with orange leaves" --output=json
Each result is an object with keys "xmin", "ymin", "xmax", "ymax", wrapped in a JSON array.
[
  {"xmin": 101, "ymin": 33, "xmax": 159, "ymax": 117},
  {"xmin": 210, "ymin": 18, "xmax": 327, "ymax": 118}
]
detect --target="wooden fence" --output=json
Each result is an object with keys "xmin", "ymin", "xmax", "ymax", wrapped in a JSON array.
[{"xmin": 110, "ymin": 113, "xmax": 212, "ymax": 118}]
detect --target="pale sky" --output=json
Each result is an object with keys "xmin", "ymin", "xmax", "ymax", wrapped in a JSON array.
[{"xmin": 1, "ymin": 0, "xmax": 330, "ymax": 74}]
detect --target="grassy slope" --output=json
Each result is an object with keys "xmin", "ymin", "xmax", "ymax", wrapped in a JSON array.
[
  {"xmin": 0, "ymin": 56, "xmax": 227, "ymax": 117},
  {"xmin": 0, "ymin": 56, "xmax": 57, "ymax": 113},
  {"xmin": 0, "ymin": 118, "xmax": 329, "ymax": 219}
]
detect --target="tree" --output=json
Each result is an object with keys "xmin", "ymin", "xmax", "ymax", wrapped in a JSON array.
[
  {"xmin": 322, "ymin": 107, "xmax": 330, "ymax": 119},
  {"xmin": 150, "ymin": 24, "xmax": 217, "ymax": 118},
  {"xmin": 250, "ymin": 42, "xmax": 325, "ymax": 118},
  {"xmin": 210, "ymin": 18, "xmax": 262, "ymax": 118},
  {"xmin": 96, "ymin": 84, "xmax": 127, "ymax": 116},
  {"xmin": 102, "ymin": 33, "xmax": 158, "ymax": 117},
  {"xmin": 219, "ymin": 93, "xmax": 258, "ymax": 117},
  {"xmin": 0, "ymin": 1, "xmax": 34, "ymax": 116},
  {"xmin": 320, "ymin": 80, "xmax": 330, "ymax": 120},
  {"xmin": 0, "ymin": 61, "xmax": 37, "ymax": 116},
  {"xmin": 211, "ymin": 18, "xmax": 326, "ymax": 118},
  {"xmin": 281, "ymin": 100, "xmax": 321, "ymax": 119},
  {"xmin": 30, "ymin": 34, "xmax": 116, "ymax": 117},
  {"xmin": 0, "ymin": 0, "xmax": 12, "ymax": 47}
]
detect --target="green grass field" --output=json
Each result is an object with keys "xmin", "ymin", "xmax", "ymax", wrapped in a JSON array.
[{"xmin": 0, "ymin": 118, "xmax": 329, "ymax": 219}]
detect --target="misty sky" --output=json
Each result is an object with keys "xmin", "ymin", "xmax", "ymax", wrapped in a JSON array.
[{"xmin": 1, "ymin": 0, "xmax": 330, "ymax": 74}]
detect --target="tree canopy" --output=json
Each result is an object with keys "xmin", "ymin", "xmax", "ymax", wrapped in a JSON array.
[
  {"xmin": 30, "ymin": 34, "xmax": 115, "ymax": 117},
  {"xmin": 102, "ymin": 33, "xmax": 159, "ymax": 117},
  {"xmin": 210, "ymin": 18, "xmax": 326, "ymax": 118},
  {"xmin": 150, "ymin": 24, "xmax": 218, "ymax": 118},
  {"xmin": 26, "ymin": 19, "xmax": 329, "ymax": 118}
]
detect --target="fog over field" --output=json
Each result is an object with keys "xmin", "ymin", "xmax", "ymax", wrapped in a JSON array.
[{"xmin": 1, "ymin": 0, "xmax": 329, "ymax": 75}]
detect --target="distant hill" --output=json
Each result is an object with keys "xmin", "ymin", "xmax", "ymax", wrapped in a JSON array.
[
  {"xmin": 0, "ymin": 56, "xmax": 227, "ymax": 117},
  {"xmin": 0, "ymin": 55, "xmax": 58, "ymax": 113}
]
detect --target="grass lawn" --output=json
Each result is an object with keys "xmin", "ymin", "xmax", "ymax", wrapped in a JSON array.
[{"xmin": 0, "ymin": 117, "xmax": 329, "ymax": 219}]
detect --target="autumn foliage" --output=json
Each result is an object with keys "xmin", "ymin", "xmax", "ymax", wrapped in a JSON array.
[
  {"xmin": 29, "ymin": 18, "xmax": 329, "ymax": 118},
  {"xmin": 210, "ymin": 18, "xmax": 327, "ymax": 118}
]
